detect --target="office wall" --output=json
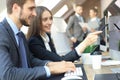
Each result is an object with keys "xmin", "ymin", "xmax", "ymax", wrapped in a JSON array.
[
  {"xmin": 65, "ymin": 0, "xmax": 101, "ymax": 23},
  {"xmin": 0, "ymin": 0, "xmax": 6, "ymax": 13},
  {"xmin": 51, "ymin": 17, "xmax": 72, "ymax": 55},
  {"xmin": 82, "ymin": 0, "xmax": 101, "ymax": 21}
]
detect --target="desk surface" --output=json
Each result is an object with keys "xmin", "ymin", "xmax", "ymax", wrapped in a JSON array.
[
  {"xmin": 46, "ymin": 63, "xmax": 120, "ymax": 80},
  {"xmin": 47, "ymin": 52, "xmax": 120, "ymax": 80},
  {"xmin": 83, "ymin": 64, "xmax": 120, "ymax": 80},
  {"xmin": 79, "ymin": 52, "xmax": 120, "ymax": 80},
  {"xmin": 46, "ymin": 64, "xmax": 88, "ymax": 80}
]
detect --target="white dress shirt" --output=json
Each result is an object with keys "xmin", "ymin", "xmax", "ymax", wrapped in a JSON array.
[{"xmin": 41, "ymin": 33, "xmax": 51, "ymax": 51}]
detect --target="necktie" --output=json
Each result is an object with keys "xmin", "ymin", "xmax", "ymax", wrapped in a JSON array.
[{"xmin": 17, "ymin": 32, "xmax": 28, "ymax": 68}]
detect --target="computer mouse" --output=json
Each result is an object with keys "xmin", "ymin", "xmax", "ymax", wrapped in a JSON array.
[{"xmin": 61, "ymin": 76, "xmax": 82, "ymax": 80}]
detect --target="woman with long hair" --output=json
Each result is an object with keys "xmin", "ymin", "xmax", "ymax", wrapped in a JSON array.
[{"xmin": 27, "ymin": 6, "xmax": 102, "ymax": 61}]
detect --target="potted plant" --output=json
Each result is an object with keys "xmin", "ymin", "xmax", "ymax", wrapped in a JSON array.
[{"xmin": 81, "ymin": 44, "xmax": 98, "ymax": 64}]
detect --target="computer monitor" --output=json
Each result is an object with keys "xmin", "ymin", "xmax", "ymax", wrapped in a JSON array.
[
  {"xmin": 109, "ymin": 16, "xmax": 120, "ymax": 60},
  {"xmin": 109, "ymin": 16, "xmax": 120, "ymax": 51},
  {"xmin": 99, "ymin": 17, "xmax": 106, "ymax": 45},
  {"xmin": 98, "ymin": 15, "xmax": 109, "ymax": 52},
  {"xmin": 104, "ymin": 0, "xmax": 120, "ymax": 60}
]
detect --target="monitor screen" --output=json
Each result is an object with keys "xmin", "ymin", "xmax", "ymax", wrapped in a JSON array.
[
  {"xmin": 99, "ymin": 17, "xmax": 107, "ymax": 46},
  {"xmin": 104, "ymin": 0, "xmax": 120, "ymax": 60},
  {"xmin": 109, "ymin": 16, "xmax": 120, "ymax": 51},
  {"xmin": 108, "ymin": 16, "xmax": 120, "ymax": 61}
]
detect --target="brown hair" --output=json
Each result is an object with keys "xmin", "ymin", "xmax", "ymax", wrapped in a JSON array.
[
  {"xmin": 27, "ymin": 6, "xmax": 52, "ymax": 39},
  {"xmin": 6, "ymin": 0, "xmax": 30, "ymax": 14},
  {"xmin": 90, "ymin": 6, "xmax": 98, "ymax": 14},
  {"xmin": 74, "ymin": 3, "xmax": 82, "ymax": 9},
  {"xmin": 75, "ymin": 4, "xmax": 82, "ymax": 8}
]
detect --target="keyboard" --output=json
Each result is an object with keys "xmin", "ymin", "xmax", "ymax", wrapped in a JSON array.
[{"xmin": 64, "ymin": 67, "xmax": 83, "ymax": 76}]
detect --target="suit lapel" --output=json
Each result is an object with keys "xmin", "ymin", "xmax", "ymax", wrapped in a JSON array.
[
  {"xmin": 38, "ymin": 35, "xmax": 46, "ymax": 48},
  {"xmin": 47, "ymin": 33, "xmax": 56, "ymax": 53},
  {"xmin": 2, "ymin": 18, "xmax": 31, "ymax": 67},
  {"xmin": 38, "ymin": 34, "xmax": 56, "ymax": 53},
  {"xmin": 2, "ymin": 19, "xmax": 19, "ymax": 53},
  {"xmin": 2, "ymin": 19, "xmax": 19, "ymax": 50}
]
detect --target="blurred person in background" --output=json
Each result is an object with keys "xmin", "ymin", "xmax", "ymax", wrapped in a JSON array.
[
  {"xmin": 66, "ymin": 4, "xmax": 87, "ymax": 48},
  {"xmin": 88, "ymin": 6, "xmax": 100, "ymax": 32},
  {"xmin": 87, "ymin": 6, "xmax": 101, "ymax": 51}
]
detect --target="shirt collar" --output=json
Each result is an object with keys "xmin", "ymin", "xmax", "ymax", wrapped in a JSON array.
[
  {"xmin": 41, "ymin": 33, "xmax": 50, "ymax": 43},
  {"xmin": 6, "ymin": 16, "xmax": 19, "ymax": 35},
  {"xmin": 75, "ymin": 13, "xmax": 82, "ymax": 17},
  {"xmin": 91, "ymin": 17, "xmax": 97, "ymax": 21}
]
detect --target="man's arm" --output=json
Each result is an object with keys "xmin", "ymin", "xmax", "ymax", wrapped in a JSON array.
[
  {"xmin": 0, "ymin": 27, "xmax": 48, "ymax": 79},
  {"xmin": 0, "ymin": 36, "xmax": 76, "ymax": 80},
  {"xmin": 0, "ymin": 47, "xmax": 47, "ymax": 80},
  {"xmin": 66, "ymin": 16, "xmax": 74, "ymax": 38}
]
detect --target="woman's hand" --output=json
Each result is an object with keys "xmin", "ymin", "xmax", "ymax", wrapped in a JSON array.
[{"xmin": 83, "ymin": 31, "xmax": 102, "ymax": 46}]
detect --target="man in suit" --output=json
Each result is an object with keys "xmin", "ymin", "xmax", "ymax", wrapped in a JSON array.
[
  {"xmin": 66, "ymin": 4, "xmax": 87, "ymax": 48},
  {"xmin": 0, "ymin": 0, "xmax": 76, "ymax": 80}
]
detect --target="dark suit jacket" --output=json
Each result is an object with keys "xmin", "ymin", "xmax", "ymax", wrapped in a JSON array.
[
  {"xmin": 28, "ymin": 33, "xmax": 80, "ymax": 62},
  {"xmin": 66, "ymin": 14, "xmax": 86, "ymax": 42},
  {"xmin": 0, "ymin": 18, "xmax": 49, "ymax": 80}
]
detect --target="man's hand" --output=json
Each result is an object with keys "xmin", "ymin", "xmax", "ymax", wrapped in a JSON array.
[
  {"xmin": 47, "ymin": 61, "xmax": 76, "ymax": 75},
  {"xmin": 82, "ymin": 26, "xmax": 87, "ymax": 32},
  {"xmin": 70, "ymin": 37, "xmax": 77, "ymax": 43}
]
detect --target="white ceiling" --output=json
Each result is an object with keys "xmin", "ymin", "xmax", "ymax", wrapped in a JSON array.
[
  {"xmin": 0, "ymin": 0, "xmax": 86, "ymax": 18},
  {"xmin": 0, "ymin": 0, "xmax": 86, "ymax": 11}
]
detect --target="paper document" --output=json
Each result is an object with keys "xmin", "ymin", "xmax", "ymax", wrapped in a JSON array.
[
  {"xmin": 101, "ymin": 60, "xmax": 120, "ymax": 66},
  {"xmin": 79, "ymin": 22, "xmax": 91, "ymax": 30}
]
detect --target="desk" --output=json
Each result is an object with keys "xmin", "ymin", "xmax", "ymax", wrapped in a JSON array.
[
  {"xmin": 75, "ymin": 51, "xmax": 120, "ymax": 80},
  {"xmin": 47, "ymin": 52, "xmax": 120, "ymax": 80},
  {"xmin": 81, "ymin": 51, "xmax": 120, "ymax": 80},
  {"xmin": 46, "ymin": 63, "xmax": 120, "ymax": 80},
  {"xmin": 83, "ymin": 64, "xmax": 120, "ymax": 80},
  {"xmin": 46, "ymin": 64, "xmax": 88, "ymax": 80}
]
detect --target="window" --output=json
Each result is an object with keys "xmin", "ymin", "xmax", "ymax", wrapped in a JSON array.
[
  {"xmin": 35, "ymin": 0, "xmax": 61, "ymax": 10},
  {"xmin": 115, "ymin": 0, "xmax": 120, "ymax": 8},
  {"xmin": 54, "ymin": 5, "xmax": 68, "ymax": 17},
  {"xmin": 0, "ymin": 9, "xmax": 6, "ymax": 21}
]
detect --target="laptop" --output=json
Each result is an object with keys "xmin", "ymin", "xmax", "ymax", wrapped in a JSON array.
[{"xmin": 94, "ymin": 73, "xmax": 120, "ymax": 80}]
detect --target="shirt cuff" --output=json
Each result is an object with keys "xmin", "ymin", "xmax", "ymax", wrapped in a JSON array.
[
  {"xmin": 75, "ymin": 46, "xmax": 82, "ymax": 56},
  {"xmin": 44, "ymin": 66, "xmax": 51, "ymax": 77}
]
